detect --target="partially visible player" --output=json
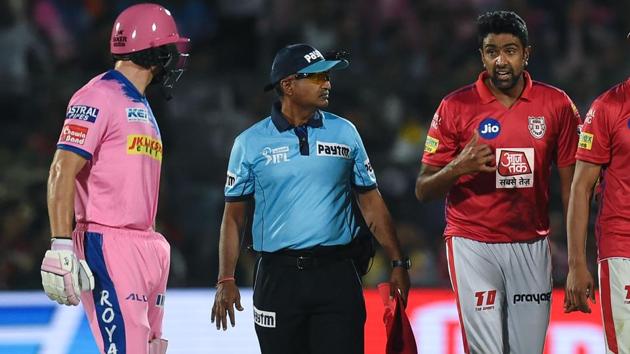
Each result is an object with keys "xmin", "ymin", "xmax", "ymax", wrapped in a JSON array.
[
  {"xmin": 565, "ymin": 60, "xmax": 630, "ymax": 352},
  {"xmin": 415, "ymin": 11, "xmax": 580, "ymax": 353},
  {"xmin": 40, "ymin": 3, "xmax": 189, "ymax": 353}
]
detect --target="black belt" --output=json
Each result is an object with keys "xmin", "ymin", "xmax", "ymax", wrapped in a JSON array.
[{"xmin": 260, "ymin": 253, "xmax": 349, "ymax": 270}]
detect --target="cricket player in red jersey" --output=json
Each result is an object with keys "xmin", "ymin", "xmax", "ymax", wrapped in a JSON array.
[
  {"xmin": 415, "ymin": 11, "xmax": 580, "ymax": 353},
  {"xmin": 564, "ymin": 48, "xmax": 630, "ymax": 352}
]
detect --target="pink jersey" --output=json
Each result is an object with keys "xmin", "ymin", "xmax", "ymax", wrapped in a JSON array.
[
  {"xmin": 576, "ymin": 79, "xmax": 630, "ymax": 259},
  {"xmin": 57, "ymin": 70, "xmax": 162, "ymax": 230},
  {"xmin": 422, "ymin": 71, "xmax": 580, "ymax": 243}
]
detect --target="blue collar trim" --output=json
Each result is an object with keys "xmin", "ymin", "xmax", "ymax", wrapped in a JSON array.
[
  {"xmin": 101, "ymin": 70, "xmax": 145, "ymax": 103},
  {"xmin": 270, "ymin": 101, "xmax": 323, "ymax": 132}
]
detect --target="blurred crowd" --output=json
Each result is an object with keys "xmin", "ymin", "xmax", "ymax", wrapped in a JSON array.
[{"xmin": 2, "ymin": 0, "xmax": 628, "ymax": 290}]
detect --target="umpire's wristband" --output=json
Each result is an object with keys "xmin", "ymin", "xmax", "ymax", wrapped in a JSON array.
[{"xmin": 216, "ymin": 276, "xmax": 235, "ymax": 286}]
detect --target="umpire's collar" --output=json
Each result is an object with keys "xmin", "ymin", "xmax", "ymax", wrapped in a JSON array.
[{"xmin": 271, "ymin": 101, "xmax": 323, "ymax": 132}]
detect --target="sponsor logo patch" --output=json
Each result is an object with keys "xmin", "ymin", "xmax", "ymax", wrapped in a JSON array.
[
  {"xmin": 578, "ymin": 132, "xmax": 593, "ymax": 150},
  {"xmin": 127, "ymin": 135, "xmax": 163, "ymax": 161},
  {"xmin": 513, "ymin": 291, "xmax": 551, "ymax": 305},
  {"xmin": 584, "ymin": 109, "xmax": 595, "ymax": 125},
  {"xmin": 570, "ymin": 101, "xmax": 579, "ymax": 116},
  {"xmin": 316, "ymin": 141, "xmax": 350, "ymax": 159},
  {"xmin": 496, "ymin": 148, "xmax": 534, "ymax": 188},
  {"xmin": 60, "ymin": 124, "xmax": 88, "ymax": 145},
  {"xmin": 430, "ymin": 113, "xmax": 442, "ymax": 129},
  {"xmin": 262, "ymin": 146, "xmax": 290, "ymax": 165},
  {"xmin": 364, "ymin": 158, "xmax": 376, "ymax": 182},
  {"xmin": 528, "ymin": 116, "xmax": 546, "ymax": 139},
  {"xmin": 66, "ymin": 105, "xmax": 99, "ymax": 122},
  {"xmin": 125, "ymin": 293, "xmax": 147, "ymax": 302},
  {"xmin": 126, "ymin": 107, "xmax": 150, "ymax": 123},
  {"xmin": 253, "ymin": 306, "xmax": 276, "ymax": 328},
  {"xmin": 475, "ymin": 290, "xmax": 497, "ymax": 311},
  {"xmin": 478, "ymin": 118, "xmax": 501, "ymax": 139},
  {"xmin": 225, "ymin": 171, "xmax": 236, "ymax": 188},
  {"xmin": 424, "ymin": 136, "xmax": 439, "ymax": 153},
  {"xmin": 156, "ymin": 293, "xmax": 165, "ymax": 307}
]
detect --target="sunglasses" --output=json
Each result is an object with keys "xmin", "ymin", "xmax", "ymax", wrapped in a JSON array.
[{"xmin": 294, "ymin": 72, "xmax": 331, "ymax": 83}]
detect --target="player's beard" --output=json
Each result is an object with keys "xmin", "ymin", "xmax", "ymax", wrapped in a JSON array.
[{"xmin": 490, "ymin": 68, "xmax": 521, "ymax": 91}]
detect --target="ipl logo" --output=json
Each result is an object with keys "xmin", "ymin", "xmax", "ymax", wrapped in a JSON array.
[{"xmin": 262, "ymin": 146, "xmax": 290, "ymax": 165}]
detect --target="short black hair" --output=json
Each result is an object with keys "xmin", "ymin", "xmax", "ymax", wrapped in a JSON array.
[{"xmin": 477, "ymin": 11, "xmax": 528, "ymax": 48}]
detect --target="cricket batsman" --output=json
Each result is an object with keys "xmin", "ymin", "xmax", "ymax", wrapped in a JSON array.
[{"xmin": 40, "ymin": 3, "xmax": 189, "ymax": 353}]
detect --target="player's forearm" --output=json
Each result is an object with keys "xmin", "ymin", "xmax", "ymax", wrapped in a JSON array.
[
  {"xmin": 47, "ymin": 165, "xmax": 76, "ymax": 238},
  {"xmin": 558, "ymin": 165, "xmax": 575, "ymax": 228},
  {"xmin": 415, "ymin": 163, "xmax": 461, "ymax": 202},
  {"xmin": 358, "ymin": 190, "xmax": 403, "ymax": 260},
  {"xmin": 566, "ymin": 185, "xmax": 591, "ymax": 267},
  {"xmin": 217, "ymin": 213, "xmax": 244, "ymax": 279}
]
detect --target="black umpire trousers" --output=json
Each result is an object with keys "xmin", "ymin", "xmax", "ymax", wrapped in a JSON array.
[{"xmin": 253, "ymin": 254, "xmax": 366, "ymax": 354}]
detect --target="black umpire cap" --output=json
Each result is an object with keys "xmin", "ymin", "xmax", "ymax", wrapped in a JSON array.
[{"xmin": 264, "ymin": 44, "xmax": 349, "ymax": 91}]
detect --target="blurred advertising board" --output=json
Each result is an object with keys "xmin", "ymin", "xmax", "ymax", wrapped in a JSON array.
[{"xmin": 0, "ymin": 289, "xmax": 604, "ymax": 353}]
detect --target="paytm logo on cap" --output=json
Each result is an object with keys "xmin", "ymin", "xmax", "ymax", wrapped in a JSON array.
[{"xmin": 304, "ymin": 50, "xmax": 324, "ymax": 63}]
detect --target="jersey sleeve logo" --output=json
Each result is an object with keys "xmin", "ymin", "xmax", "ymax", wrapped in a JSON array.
[
  {"xmin": 424, "ymin": 136, "xmax": 439, "ymax": 153},
  {"xmin": 127, "ymin": 135, "xmax": 163, "ymax": 161},
  {"xmin": 66, "ymin": 105, "xmax": 99, "ymax": 123},
  {"xmin": 60, "ymin": 124, "xmax": 88, "ymax": 145},
  {"xmin": 495, "ymin": 148, "xmax": 534, "ymax": 188},
  {"xmin": 430, "ymin": 113, "xmax": 442, "ymax": 129},
  {"xmin": 578, "ymin": 132, "xmax": 594, "ymax": 150},
  {"xmin": 527, "ymin": 116, "xmax": 546, "ymax": 139},
  {"xmin": 584, "ymin": 109, "xmax": 595, "ymax": 125},
  {"xmin": 225, "ymin": 171, "xmax": 236, "ymax": 188},
  {"xmin": 364, "ymin": 158, "xmax": 376, "ymax": 182}
]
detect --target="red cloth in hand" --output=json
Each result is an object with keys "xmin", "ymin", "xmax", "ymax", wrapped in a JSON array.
[{"xmin": 378, "ymin": 283, "xmax": 418, "ymax": 354}]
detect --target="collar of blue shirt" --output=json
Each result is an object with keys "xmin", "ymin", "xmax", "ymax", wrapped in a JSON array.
[{"xmin": 270, "ymin": 101, "xmax": 324, "ymax": 132}]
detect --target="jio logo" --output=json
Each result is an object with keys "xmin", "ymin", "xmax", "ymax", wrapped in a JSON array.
[{"xmin": 479, "ymin": 118, "xmax": 501, "ymax": 139}]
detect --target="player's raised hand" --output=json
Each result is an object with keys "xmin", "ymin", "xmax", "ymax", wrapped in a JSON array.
[
  {"xmin": 564, "ymin": 263, "xmax": 595, "ymax": 313},
  {"xmin": 211, "ymin": 280, "xmax": 244, "ymax": 330},
  {"xmin": 452, "ymin": 131, "xmax": 496, "ymax": 175},
  {"xmin": 41, "ymin": 238, "xmax": 94, "ymax": 306}
]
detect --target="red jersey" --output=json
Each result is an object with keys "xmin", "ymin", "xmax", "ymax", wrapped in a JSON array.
[
  {"xmin": 422, "ymin": 71, "xmax": 580, "ymax": 242},
  {"xmin": 576, "ymin": 79, "xmax": 630, "ymax": 259}
]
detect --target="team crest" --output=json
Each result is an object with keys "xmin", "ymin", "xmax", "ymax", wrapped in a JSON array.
[{"xmin": 528, "ymin": 116, "xmax": 546, "ymax": 139}]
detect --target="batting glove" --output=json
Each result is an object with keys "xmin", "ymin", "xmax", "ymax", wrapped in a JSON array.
[{"xmin": 41, "ymin": 238, "xmax": 94, "ymax": 305}]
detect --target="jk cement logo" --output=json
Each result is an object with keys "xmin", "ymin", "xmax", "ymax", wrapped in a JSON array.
[{"xmin": 127, "ymin": 135, "xmax": 163, "ymax": 161}]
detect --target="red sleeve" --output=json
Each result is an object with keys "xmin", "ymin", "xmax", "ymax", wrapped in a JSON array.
[
  {"xmin": 575, "ymin": 100, "xmax": 612, "ymax": 165},
  {"xmin": 554, "ymin": 92, "xmax": 581, "ymax": 167},
  {"xmin": 421, "ymin": 99, "xmax": 459, "ymax": 167}
]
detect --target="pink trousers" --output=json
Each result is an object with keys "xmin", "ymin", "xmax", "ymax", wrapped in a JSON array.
[{"xmin": 73, "ymin": 223, "xmax": 170, "ymax": 354}]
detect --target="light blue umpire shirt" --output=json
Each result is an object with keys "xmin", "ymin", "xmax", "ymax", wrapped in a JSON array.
[{"xmin": 224, "ymin": 101, "xmax": 377, "ymax": 252}]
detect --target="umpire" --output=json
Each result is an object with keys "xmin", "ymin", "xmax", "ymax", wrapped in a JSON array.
[{"xmin": 211, "ymin": 43, "xmax": 410, "ymax": 354}]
